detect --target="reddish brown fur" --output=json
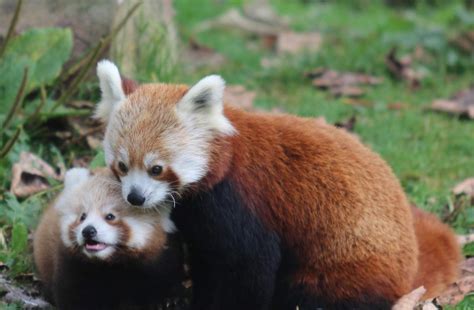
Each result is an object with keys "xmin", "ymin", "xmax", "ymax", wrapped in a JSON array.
[
  {"xmin": 114, "ymin": 82, "xmax": 461, "ymax": 304},
  {"xmin": 203, "ymin": 107, "xmax": 417, "ymax": 301},
  {"xmin": 411, "ymin": 206, "xmax": 461, "ymax": 299},
  {"xmin": 33, "ymin": 204, "xmax": 60, "ymax": 297}
]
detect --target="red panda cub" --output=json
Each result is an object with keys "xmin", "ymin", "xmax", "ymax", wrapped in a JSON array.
[
  {"xmin": 95, "ymin": 60, "xmax": 460, "ymax": 310},
  {"xmin": 33, "ymin": 168, "xmax": 184, "ymax": 310}
]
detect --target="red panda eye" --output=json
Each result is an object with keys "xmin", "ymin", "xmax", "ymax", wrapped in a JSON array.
[
  {"xmin": 80, "ymin": 213, "xmax": 87, "ymax": 222},
  {"xmin": 149, "ymin": 165, "xmax": 163, "ymax": 176},
  {"xmin": 118, "ymin": 161, "xmax": 128, "ymax": 173},
  {"xmin": 105, "ymin": 213, "xmax": 115, "ymax": 221}
]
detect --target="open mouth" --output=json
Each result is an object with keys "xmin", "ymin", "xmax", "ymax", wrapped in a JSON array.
[{"xmin": 84, "ymin": 240, "xmax": 109, "ymax": 252}]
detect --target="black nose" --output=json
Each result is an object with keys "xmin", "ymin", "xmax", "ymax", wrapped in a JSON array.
[
  {"xmin": 82, "ymin": 225, "xmax": 97, "ymax": 239},
  {"xmin": 127, "ymin": 190, "xmax": 145, "ymax": 206}
]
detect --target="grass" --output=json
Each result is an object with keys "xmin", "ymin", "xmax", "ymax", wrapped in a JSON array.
[{"xmin": 173, "ymin": 0, "xmax": 474, "ymax": 222}]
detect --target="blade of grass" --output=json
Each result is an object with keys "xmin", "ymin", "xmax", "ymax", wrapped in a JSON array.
[
  {"xmin": 0, "ymin": 126, "xmax": 21, "ymax": 159},
  {"xmin": 0, "ymin": 0, "xmax": 22, "ymax": 59},
  {"xmin": 1, "ymin": 67, "xmax": 28, "ymax": 131},
  {"xmin": 27, "ymin": 86, "xmax": 47, "ymax": 123}
]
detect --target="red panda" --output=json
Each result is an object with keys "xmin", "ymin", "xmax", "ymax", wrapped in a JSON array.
[
  {"xmin": 95, "ymin": 60, "xmax": 460, "ymax": 309},
  {"xmin": 33, "ymin": 168, "xmax": 184, "ymax": 309},
  {"xmin": 411, "ymin": 206, "xmax": 461, "ymax": 299}
]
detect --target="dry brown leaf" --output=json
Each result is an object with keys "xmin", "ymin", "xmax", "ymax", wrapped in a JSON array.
[
  {"xmin": 335, "ymin": 115, "xmax": 357, "ymax": 132},
  {"xmin": 458, "ymin": 234, "xmax": 474, "ymax": 247},
  {"xmin": 10, "ymin": 152, "xmax": 63, "ymax": 198},
  {"xmin": 392, "ymin": 286, "xmax": 426, "ymax": 310},
  {"xmin": 184, "ymin": 38, "xmax": 226, "ymax": 70},
  {"xmin": 307, "ymin": 68, "xmax": 382, "ymax": 98},
  {"xmin": 68, "ymin": 116, "xmax": 104, "ymax": 149},
  {"xmin": 453, "ymin": 178, "xmax": 474, "ymax": 198},
  {"xmin": 430, "ymin": 86, "xmax": 474, "ymax": 119},
  {"xmin": 342, "ymin": 98, "xmax": 373, "ymax": 107},
  {"xmin": 460, "ymin": 257, "xmax": 474, "ymax": 276},
  {"xmin": 385, "ymin": 47, "xmax": 424, "ymax": 89},
  {"xmin": 451, "ymin": 31, "xmax": 474, "ymax": 54},
  {"xmin": 388, "ymin": 102, "xmax": 408, "ymax": 110},
  {"xmin": 276, "ymin": 31, "xmax": 322, "ymax": 55},
  {"xmin": 224, "ymin": 85, "xmax": 257, "ymax": 111},
  {"xmin": 435, "ymin": 275, "xmax": 474, "ymax": 306}
]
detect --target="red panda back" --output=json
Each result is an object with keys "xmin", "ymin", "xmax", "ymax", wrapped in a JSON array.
[{"xmin": 411, "ymin": 206, "xmax": 461, "ymax": 299}]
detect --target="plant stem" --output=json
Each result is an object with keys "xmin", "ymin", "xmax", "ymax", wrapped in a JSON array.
[
  {"xmin": 0, "ymin": 126, "xmax": 21, "ymax": 159},
  {"xmin": 27, "ymin": 86, "xmax": 47, "ymax": 123},
  {"xmin": 0, "ymin": 0, "xmax": 22, "ymax": 59},
  {"xmin": 52, "ymin": 1, "xmax": 142, "ymax": 111},
  {"xmin": 1, "ymin": 67, "xmax": 28, "ymax": 131}
]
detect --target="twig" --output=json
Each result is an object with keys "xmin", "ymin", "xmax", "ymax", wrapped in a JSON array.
[
  {"xmin": 0, "ymin": 0, "xmax": 22, "ymax": 59},
  {"xmin": 51, "ymin": 1, "xmax": 142, "ymax": 111},
  {"xmin": 1, "ymin": 67, "xmax": 28, "ymax": 131},
  {"xmin": 23, "ymin": 184, "xmax": 63, "ymax": 203},
  {"xmin": 0, "ymin": 126, "xmax": 21, "ymax": 159},
  {"xmin": 52, "ymin": 40, "xmax": 105, "ymax": 111}
]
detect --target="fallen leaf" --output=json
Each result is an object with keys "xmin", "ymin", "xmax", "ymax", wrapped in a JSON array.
[
  {"xmin": 276, "ymin": 31, "xmax": 322, "ymax": 55},
  {"xmin": 10, "ymin": 152, "xmax": 63, "ymax": 198},
  {"xmin": 335, "ymin": 115, "xmax": 357, "ymax": 132},
  {"xmin": 458, "ymin": 234, "xmax": 474, "ymax": 247},
  {"xmin": 184, "ymin": 37, "xmax": 226, "ymax": 70},
  {"xmin": 66, "ymin": 100, "xmax": 95, "ymax": 109},
  {"xmin": 224, "ymin": 85, "xmax": 256, "ymax": 111},
  {"xmin": 451, "ymin": 31, "xmax": 474, "ymax": 54},
  {"xmin": 388, "ymin": 102, "xmax": 408, "ymax": 110},
  {"xmin": 342, "ymin": 98, "xmax": 373, "ymax": 107},
  {"xmin": 385, "ymin": 47, "xmax": 425, "ymax": 89},
  {"xmin": 68, "ymin": 117, "xmax": 104, "ymax": 150},
  {"xmin": 306, "ymin": 68, "xmax": 382, "ymax": 98},
  {"xmin": 392, "ymin": 286, "xmax": 426, "ymax": 310},
  {"xmin": 242, "ymin": 0, "xmax": 289, "ymax": 29},
  {"xmin": 453, "ymin": 178, "xmax": 474, "ymax": 198},
  {"xmin": 435, "ymin": 275, "xmax": 474, "ymax": 306},
  {"xmin": 330, "ymin": 86, "xmax": 364, "ymax": 98},
  {"xmin": 460, "ymin": 257, "xmax": 474, "ymax": 276},
  {"xmin": 431, "ymin": 86, "xmax": 474, "ymax": 119}
]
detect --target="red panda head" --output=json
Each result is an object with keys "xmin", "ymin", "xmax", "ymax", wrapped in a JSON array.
[
  {"xmin": 55, "ymin": 168, "xmax": 169, "ymax": 261},
  {"xmin": 95, "ymin": 60, "xmax": 236, "ymax": 209}
]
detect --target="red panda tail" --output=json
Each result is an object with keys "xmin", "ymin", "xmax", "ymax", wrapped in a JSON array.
[{"xmin": 411, "ymin": 206, "xmax": 461, "ymax": 299}]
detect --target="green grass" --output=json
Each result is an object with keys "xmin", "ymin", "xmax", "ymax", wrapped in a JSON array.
[{"xmin": 174, "ymin": 0, "xmax": 474, "ymax": 220}]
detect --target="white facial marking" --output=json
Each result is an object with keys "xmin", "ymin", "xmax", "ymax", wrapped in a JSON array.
[
  {"xmin": 75, "ymin": 211, "xmax": 118, "ymax": 259},
  {"xmin": 118, "ymin": 147, "xmax": 129, "ymax": 165},
  {"xmin": 121, "ymin": 169, "xmax": 170, "ymax": 208},
  {"xmin": 160, "ymin": 207, "xmax": 177, "ymax": 233},
  {"xmin": 144, "ymin": 152, "xmax": 164, "ymax": 169},
  {"xmin": 59, "ymin": 214, "xmax": 76, "ymax": 247},
  {"xmin": 123, "ymin": 217, "xmax": 154, "ymax": 249}
]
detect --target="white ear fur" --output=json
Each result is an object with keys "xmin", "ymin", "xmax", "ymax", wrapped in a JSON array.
[
  {"xmin": 95, "ymin": 59, "xmax": 125, "ymax": 123},
  {"xmin": 63, "ymin": 168, "xmax": 91, "ymax": 191},
  {"xmin": 177, "ymin": 75, "xmax": 235, "ymax": 135}
]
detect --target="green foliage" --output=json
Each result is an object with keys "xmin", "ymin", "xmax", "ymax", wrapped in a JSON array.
[
  {"xmin": 89, "ymin": 150, "xmax": 105, "ymax": 169},
  {"xmin": 463, "ymin": 242, "xmax": 474, "ymax": 256},
  {"xmin": 0, "ymin": 28, "xmax": 72, "ymax": 114}
]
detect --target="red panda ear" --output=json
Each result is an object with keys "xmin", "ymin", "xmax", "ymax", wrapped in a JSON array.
[
  {"xmin": 177, "ymin": 75, "xmax": 236, "ymax": 135},
  {"xmin": 121, "ymin": 78, "xmax": 138, "ymax": 96},
  {"xmin": 63, "ymin": 168, "xmax": 90, "ymax": 192},
  {"xmin": 95, "ymin": 60, "xmax": 126, "ymax": 124}
]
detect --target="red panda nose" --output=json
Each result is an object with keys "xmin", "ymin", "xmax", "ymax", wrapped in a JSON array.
[
  {"xmin": 82, "ymin": 225, "xmax": 97, "ymax": 239},
  {"xmin": 127, "ymin": 190, "xmax": 145, "ymax": 206}
]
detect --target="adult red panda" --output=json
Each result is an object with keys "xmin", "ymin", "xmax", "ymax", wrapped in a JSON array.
[
  {"xmin": 95, "ymin": 60, "xmax": 460, "ymax": 309},
  {"xmin": 33, "ymin": 168, "xmax": 184, "ymax": 310}
]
